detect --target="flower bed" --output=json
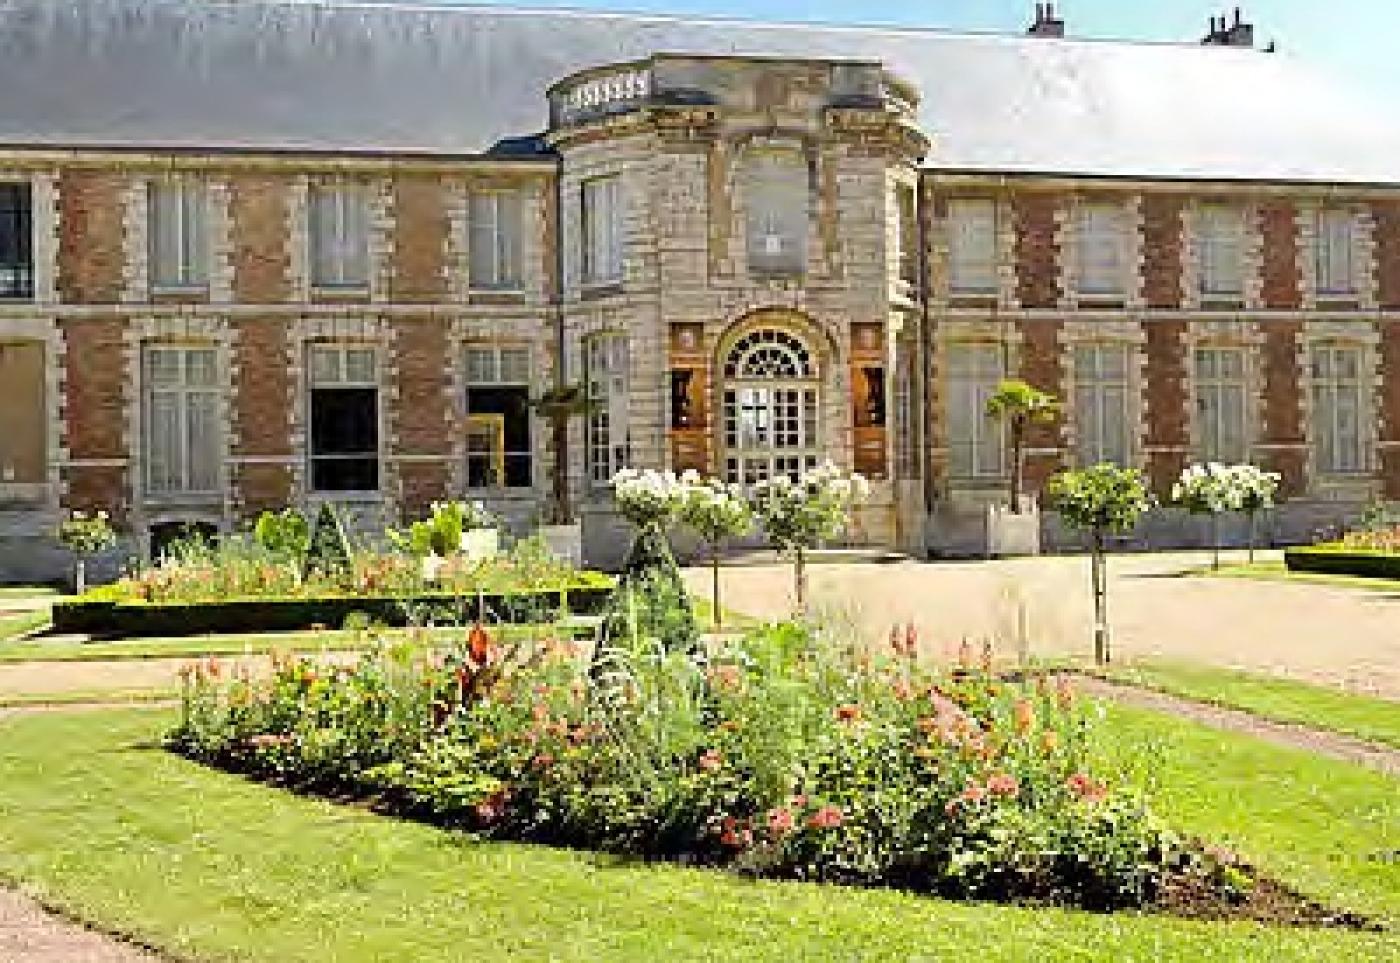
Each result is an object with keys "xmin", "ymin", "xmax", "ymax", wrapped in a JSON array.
[
  {"xmin": 167, "ymin": 623, "xmax": 1279, "ymax": 918},
  {"xmin": 1284, "ymin": 544, "xmax": 1400, "ymax": 580}
]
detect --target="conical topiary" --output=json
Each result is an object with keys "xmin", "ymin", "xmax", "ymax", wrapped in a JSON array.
[
  {"xmin": 600, "ymin": 524, "xmax": 699, "ymax": 656},
  {"xmin": 306, "ymin": 502, "xmax": 352, "ymax": 580}
]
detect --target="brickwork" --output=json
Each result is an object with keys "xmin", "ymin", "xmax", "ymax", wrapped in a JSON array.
[
  {"xmin": 1259, "ymin": 200, "xmax": 1301, "ymax": 310},
  {"xmin": 1012, "ymin": 193, "xmax": 1061, "ymax": 308},
  {"xmin": 389, "ymin": 318, "xmax": 452, "ymax": 518},
  {"xmin": 1259, "ymin": 320, "xmax": 1307, "ymax": 496},
  {"xmin": 1378, "ymin": 320, "xmax": 1400, "ymax": 499},
  {"xmin": 1140, "ymin": 195, "xmax": 1184, "ymax": 309},
  {"xmin": 391, "ymin": 176, "xmax": 448, "ymax": 302},
  {"xmin": 1374, "ymin": 201, "xmax": 1400, "ymax": 310},
  {"xmin": 1016, "ymin": 318, "xmax": 1065, "ymax": 494},
  {"xmin": 229, "ymin": 317, "xmax": 293, "ymax": 518},
  {"xmin": 60, "ymin": 318, "xmax": 127, "ymax": 518},
  {"xmin": 229, "ymin": 174, "xmax": 291, "ymax": 303},
  {"xmin": 56, "ymin": 171, "xmax": 126, "ymax": 304},
  {"xmin": 1143, "ymin": 319, "xmax": 1189, "ymax": 495}
]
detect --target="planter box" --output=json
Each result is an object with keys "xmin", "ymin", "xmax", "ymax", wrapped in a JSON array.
[
  {"xmin": 460, "ymin": 527, "xmax": 500, "ymax": 561},
  {"xmin": 52, "ymin": 580, "xmax": 615, "ymax": 639},
  {"xmin": 539, "ymin": 523, "xmax": 583, "ymax": 567},
  {"xmin": 987, "ymin": 502, "xmax": 1041, "ymax": 558}
]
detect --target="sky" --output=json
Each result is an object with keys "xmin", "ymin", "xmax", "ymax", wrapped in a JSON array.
[{"xmin": 454, "ymin": 0, "xmax": 1399, "ymax": 98}]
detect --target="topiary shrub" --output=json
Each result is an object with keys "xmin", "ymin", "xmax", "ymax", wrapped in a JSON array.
[
  {"xmin": 306, "ymin": 503, "xmax": 352, "ymax": 580},
  {"xmin": 601, "ymin": 523, "xmax": 699, "ymax": 656}
]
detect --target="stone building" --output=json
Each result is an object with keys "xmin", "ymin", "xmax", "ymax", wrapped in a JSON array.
[{"xmin": 2, "ymin": 0, "xmax": 1400, "ymax": 577}]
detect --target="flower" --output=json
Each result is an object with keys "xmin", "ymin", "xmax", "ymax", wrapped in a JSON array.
[
  {"xmin": 1039, "ymin": 730, "xmax": 1061, "ymax": 753},
  {"xmin": 698, "ymin": 748, "xmax": 723, "ymax": 772},
  {"xmin": 1013, "ymin": 699, "xmax": 1035, "ymax": 734},
  {"xmin": 986, "ymin": 772, "xmax": 1019, "ymax": 798},
  {"xmin": 1066, "ymin": 772, "xmax": 1108, "ymax": 803},
  {"xmin": 467, "ymin": 623, "xmax": 492, "ymax": 666},
  {"xmin": 834, "ymin": 704, "xmax": 862, "ymax": 723},
  {"xmin": 806, "ymin": 805, "xmax": 844, "ymax": 830},
  {"xmin": 766, "ymin": 807, "xmax": 796, "ymax": 838}
]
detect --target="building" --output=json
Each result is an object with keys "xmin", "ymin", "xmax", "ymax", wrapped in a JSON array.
[{"xmin": 2, "ymin": 0, "xmax": 1400, "ymax": 578}]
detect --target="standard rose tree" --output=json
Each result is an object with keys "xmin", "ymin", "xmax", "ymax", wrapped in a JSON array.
[
  {"xmin": 678, "ymin": 472, "xmax": 754, "ymax": 629},
  {"xmin": 56, "ymin": 509, "xmax": 118, "ymax": 595}
]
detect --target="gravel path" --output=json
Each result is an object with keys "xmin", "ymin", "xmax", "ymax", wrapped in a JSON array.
[
  {"xmin": 0, "ymin": 889, "xmax": 158, "ymax": 962},
  {"xmin": 688, "ymin": 551, "xmax": 1400, "ymax": 699},
  {"xmin": 1074, "ymin": 676, "xmax": 1400, "ymax": 777}
]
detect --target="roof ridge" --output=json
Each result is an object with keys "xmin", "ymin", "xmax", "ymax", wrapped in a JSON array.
[{"xmin": 89, "ymin": 0, "xmax": 1266, "ymax": 54}]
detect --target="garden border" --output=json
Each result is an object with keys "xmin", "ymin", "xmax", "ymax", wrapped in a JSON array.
[{"xmin": 1283, "ymin": 547, "xmax": 1400, "ymax": 579}]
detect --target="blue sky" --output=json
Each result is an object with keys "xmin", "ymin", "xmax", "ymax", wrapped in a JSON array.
[{"xmin": 459, "ymin": 0, "xmax": 1398, "ymax": 97}]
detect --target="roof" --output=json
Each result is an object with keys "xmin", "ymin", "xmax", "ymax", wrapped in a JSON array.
[{"xmin": 1, "ymin": 0, "xmax": 1398, "ymax": 184}]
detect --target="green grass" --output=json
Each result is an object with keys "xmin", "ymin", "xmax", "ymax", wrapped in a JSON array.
[
  {"xmin": 1204, "ymin": 559, "xmax": 1400, "ymax": 594},
  {"xmin": 1103, "ymin": 661, "xmax": 1400, "ymax": 749},
  {"xmin": 1090, "ymin": 703, "xmax": 1399, "ymax": 924},
  {"xmin": 0, "ymin": 709, "xmax": 1395, "ymax": 962},
  {"xmin": 0, "ymin": 623, "xmax": 583, "ymax": 664},
  {"xmin": 0, "ymin": 585, "xmax": 61, "ymax": 599},
  {"xmin": 0, "ymin": 609, "xmax": 51, "ymax": 643},
  {"xmin": 0, "ymin": 688, "xmax": 177, "ymax": 709}
]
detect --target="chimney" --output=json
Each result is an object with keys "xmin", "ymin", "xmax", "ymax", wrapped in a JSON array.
[
  {"xmin": 1202, "ymin": 7, "xmax": 1255, "ymax": 47},
  {"xmin": 1027, "ymin": 3, "xmax": 1065, "ymax": 38}
]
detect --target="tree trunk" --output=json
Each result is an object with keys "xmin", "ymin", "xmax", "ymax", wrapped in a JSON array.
[
  {"xmin": 710, "ymin": 541, "xmax": 722, "ymax": 630},
  {"xmin": 1090, "ymin": 531, "xmax": 1110, "ymax": 665},
  {"xmin": 1009, "ymin": 420, "xmax": 1025, "ymax": 515},
  {"xmin": 794, "ymin": 547, "xmax": 808, "ymax": 616},
  {"xmin": 1211, "ymin": 513, "xmax": 1221, "ymax": 571},
  {"xmin": 1247, "ymin": 511, "xmax": 1257, "ymax": 565},
  {"xmin": 74, "ymin": 557, "xmax": 86, "ymax": 597}
]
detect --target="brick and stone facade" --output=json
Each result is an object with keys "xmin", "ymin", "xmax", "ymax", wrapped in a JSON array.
[{"xmin": 2, "ymin": 36, "xmax": 1400, "ymax": 577}]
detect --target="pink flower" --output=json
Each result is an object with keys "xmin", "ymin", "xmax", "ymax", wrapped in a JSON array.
[
  {"xmin": 959, "ymin": 783, "xmax": 988, "ymax": 806},
  {"xmin": 1066, "ymin": 772, "xmax": 1108, "ymax": 803},
  {"xmin": 806, "ymin": 805, "xmax": 844, "ymax": 830},
  {"xmin": 766, "ymin": 807, "xmax": 796, "ymax": 838},
  {"xmin": 986, "ymin": 772, "xmax": 1019, "ymax": 798},
  {"xmin": 698, "ymin": 749, "xmax": 723, "ymax": 772}
]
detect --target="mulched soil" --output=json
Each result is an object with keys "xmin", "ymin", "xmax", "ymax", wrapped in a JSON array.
[{"xmin": 1156, "ymin": 869, "xmax": 1380, "ymax": 931}]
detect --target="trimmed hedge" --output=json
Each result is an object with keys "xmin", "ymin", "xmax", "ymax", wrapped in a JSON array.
[
  {"xmin": 52, "ymin": 583, "xmax": 613, "ymax": 638},
  {"xmin": 1283, "ymin": 545, "xmax": 1400, "ymax": 579}
]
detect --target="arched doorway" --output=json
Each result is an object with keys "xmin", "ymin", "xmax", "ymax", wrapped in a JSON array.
[{"xmin": 720, "ymin": 326, "xmax": 822, "ymax": 484}]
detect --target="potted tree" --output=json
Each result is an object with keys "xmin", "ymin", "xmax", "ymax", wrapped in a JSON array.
[
  {"xmin": 984, "ymin": 379, "xmax": 1058, "ymax": 556},
  {"xmin": 531, "ymin": 384, "xmax": 593, "ymax": 566},
  {"xmin": 56, "ymin": 509, "xmax": 117, "ymax": 595}
]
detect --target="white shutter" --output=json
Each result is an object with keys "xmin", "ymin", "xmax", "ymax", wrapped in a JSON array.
[{"xmin": 186, "ymin": 389, "xmax": 220, "ymax": 492}]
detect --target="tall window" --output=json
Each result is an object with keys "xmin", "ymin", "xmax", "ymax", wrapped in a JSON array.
[
  {"xmin": 946, "ymin": 198, "xmax": 998, "ymax": 295},
  {"xmin": 721, "ymin": 328, "xmax": 820, "ymax": 485},
  {"xmin": 468, "ymin": 191, "xmax": 523, "ymax": 291},
  {"xmin": 0, "ymin": 183, "xmax": 33, "ymax": 300},
  {"xmin": 745, "ymin": 153, "xmax": 808, "ymax": 275},
  {"xmin": 1315, "ymin": 207, "xmax": 1358, "ymax": 297},
  {"xmin": 309, "ymin": 182, "xmax": 370, "ymax": 289},
  {"xmin": 1197, "ymin": 204, "xmax": 1245, "ymax": 298},
  {"xmin": 893, "ymin": 340, "xmax": 922, "ymax": 479},
  {"xmin": 943, "ymin": 343, "xmax": 1005, "ymax": 479},
  {"xmin": 464, "ymin": 345, "xmax": 532, "ymax": 489},
  {"xmin": 1193, "ymin": 346, "xmax": 1248, "ymax": 463},
  {"xmin": 308, "ymin": 345, "xmax": 379, "ymax": 492},
  {"xmin": 1073, "ymin": 343, "xmax": 1133, "ymax": 467},
  {"xmin": 585, "ymin": 334, "xmax": 629, "ymax": 484},
  {"xmin": 1310, "ymin": 345, "xmax": 1368, "ymax": 474},
  {"xmin": 0, "ymin": 340, "xmax": 46, "ymax": 487},
  {"xmin": 1075, "ymin": 202, "xmax": 1126, "ymax": 296},
  {"xmin": 581, "ymin": 176, "xmax": 622, "ymax": 285},
  {"xmin": 143, "ymin": 346, "xmax": 220, "ymax": 495},
  {"xmin": 149, "ymin": 179, "xmax": 208, "ymax": 290}
]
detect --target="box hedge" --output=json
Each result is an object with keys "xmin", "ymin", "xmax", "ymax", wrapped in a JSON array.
[
  {"xmin": 53, "ymin": 581, "xmax": 613, "ymax": 639},
  {"xmin": 1283, "ymin": 545, "xmax": 1400, "ymax": 579}
]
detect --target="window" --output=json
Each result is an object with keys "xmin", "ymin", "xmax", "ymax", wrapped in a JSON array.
[
  {"xmin": 468, "ymin": 191, "xmax": 523, "ymax": 291},
  {"xmin": 1315, "ymin": 207, "xmax": 1358, "ymax": 297},
  {"xmin": 1193, "ymin": 347, "xmax": 1248, "ymax": 463},
  {"xmin": 464, "ymin": 346, "xmax": 532, "ymax": 488},
  {"xmin": 0, "ymin": 183, "xmax": 33, "ymax": 300},
  {"xmin": 309, "ymin": 182, "xmax": 370, "ymax": 288},
  {"xmin": 1197, "ymin": 204, "xmax": 1245, "ymax": 298},
  {"xmin": 1073, "ymin": 343, "xmax": 1133, "ymax": 466},
  {"xmin": 896, "ymin": 185, "xmax": 919, "ymax": 287},
  {"xmin": 0, "ymin": 340, "xmax": 45, "ymax": 486},
  {"xmin": 1310, "ymin": 345, "xmax": 1368, "ymax": 474},
  {"xmin": 585, "ymin": 334, "xmax": 629, "ymax": 484},
  {"xmin": 745, "ymin": 153, "xmax": 808, "ymax": 275},
  {"xmin": 947, "ymin": 198, "xmax": 998, "ymax": 295},
  {"xmin": 308, "ymin": 345, "xmax": 379, "ymax": 492},
  {"xmin": 721, "ymin": 329, "xmax": 820, "ymax": 485},
  {"xmin": 943, "ymin": 343, "xmax": 1005, "ymax": 479},
  {"xmin": 1075, "ymin": 202, "xmax": 1126, "ymax": 296},
  {"xmin": 149, "ymin": 179, "xmax": 208, "ymax": 290},
  {"xmin": 893, "ymin": 346, "xmax": 921, "ymax": 479},
  {"xmin": 581, "ymin": 176, "xmax": 622, "ymax": 285},
  {"xmin": 143, "ymin": 346, "xmax": 220, "ymax": 495}
]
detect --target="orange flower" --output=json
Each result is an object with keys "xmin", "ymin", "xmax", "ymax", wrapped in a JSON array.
[
  {"xmin": 698, "ymin": 748, "xmax": 723, "ymax": 772},
  {"xmin": 806, "ymin": 805, "xmax": 844, "ymax": 830},
  {"xmin": 1013, "ymin": 699, "xmax": 1035, "ymax": 734},
  {"xmin": 1055, "ymin": 675, "xmax": 1075, "ymax": 710},
  {"xmin": 1066, "ymin": 772, "xmax": 1108, "ymax": 803},
  {"xmin": 986, "ymin": 772, "xmax": 1019, "ymax": 798},
  {"xmin": 1039, "ymin": 730, "xmax": 1061, "ymax": 753},
  {"xmin": 467, "ymin": 623, "xmax": 492, "ymax": 666},
  {"xmin": 834, "ymin": 704, "xmax": 863, "ymax": 723}
]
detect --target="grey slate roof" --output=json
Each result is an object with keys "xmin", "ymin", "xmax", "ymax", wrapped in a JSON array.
[{"xmin": 1, "ymin": 0, "xmax": 1398, "ymax": 184}]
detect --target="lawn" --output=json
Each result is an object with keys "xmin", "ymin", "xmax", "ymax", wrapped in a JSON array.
[
  {"xmin": 0, "ymin": 608, "xmax": 50, "ymax": 643},
  {"xmin": 0, "ymin": 707, "xmax": 1394, "ymax": 962},
  {"xmin": 1204, "ymin": 559, "xmax": 1400, "ymax": 594},
  {"xmin": 1103, "ymin": 661, "xmax": 1400, "ymax": 749}
]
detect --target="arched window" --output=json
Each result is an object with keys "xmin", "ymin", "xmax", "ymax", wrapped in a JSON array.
[{"xmin": 721, "ymin": 327, "xmax": 820, "ymax": 485}]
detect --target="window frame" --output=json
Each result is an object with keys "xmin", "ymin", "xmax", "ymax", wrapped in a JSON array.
[
  {"xmin": 580, "ymin": 175, "xmax": 622, "ymax": 286},
  {"xmin": 0, "ymin": 181, "xmax": 34, "ymax": 301},
  {"xmin": 1075, "ymin": 201, "xmax": 1127, "ymax": 298},
  {"xmin": 463, "ymin": 344, "xmax": 533, "ymax": 490},
  {"xmin": 468, "ymin": 189, "xmax": 525, "ymax": 292},
  {"xmin": 1309, "ymin": 343, "xmax": 1370, "ymax": 476},
  {"xmin": 744, "ymin": 152, "xmax": 809, "ymax": 277},
  {"xmin": 142, "ymin": 344, "xmax": 222, "ymax": 497},
  {"xmin": 946, "ymin": 198, "xmax": 999, "ymax": 296},
  {"xmin": 307, "ymin": 344, "xmax": 381, "ymax": 495},
  {"xmin": 943, "ymin": 342, "xmax": 1007, "ymax": 481},
  {"xmin": 1196, "ymin": 204, "xmax": 1246, "ymax": 299},
  {"xmin": 148, "ymin": 177, "xmax": 210, "ymax": 292},
  {"xmin": 1072, "ymin": 342, "xmax": 1135, "ymax": 468},
  {"xmin": 1314, "ymin": 206, "xmax": 1358, "ymax": 298},
  {"xmin": 584, "ymin": 334, "xmax": 630, "ymax": 486},
  {"xmin": 308, "ymin": 181, "xmax": 371, "ymax": 290},
  {"xmin": 1191, "ymin": 345, "xmax": 1250, "ymax": 464}
]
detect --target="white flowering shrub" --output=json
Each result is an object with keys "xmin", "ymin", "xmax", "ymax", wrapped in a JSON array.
[
  {"xmin": 748, "ymin": 462, "xmax": 871, "ymax": 611},
  {"xmin": 611, "ymin": 468, "xmax": 689, "ymax": 531},
  {"xmin": 1172, "ymin": 463, "xmax": 1283, "ymax": 566},
  {"xmin": 56, "ymin": 509, "xmax": 118, "ymax": 595},
  {"xmin": 678, "ymin": 471, "xmax": 754, "ymax": 628}
]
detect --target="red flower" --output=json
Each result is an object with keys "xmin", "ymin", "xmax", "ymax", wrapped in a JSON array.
[
  {"xmin": 531, "ymin": 753, "xmax": 555, "ymax": 769},
  {"xmin": 806, "ymin": 805, "xmax": 844, "ymax": 830},
  {"xmin": 766, "ymin": 807, "xmax": 795, "ymax": 838},
  {"xmin": 960, "ymin": 782, "xmax": 988, "ymax": 805},
  {"xmin": 986, "ymin": 772, "xmax": 1019, "ymax": 798},
  {"xmin": 467, "ymin": 623, "xmax": 492, "ymax": 666},
  {"xmin": 1066, "ymin": 772, "xmax": 1108, "ymax": 803},
  {"xmin": 834, "ymin": 704, "xmax": 862, "ymax": 723},
  {"xmin": 698, "ymin": 749, "xmax": 723, "ymax": 772},
  {"xmin": 790, "ymin": 794, "xmax": 808, "ymax": 809}
]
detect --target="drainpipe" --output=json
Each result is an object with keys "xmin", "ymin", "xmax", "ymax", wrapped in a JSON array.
[{"xmin": 917, "ymin": 175, "xmax": 937, "ymax": 531}]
